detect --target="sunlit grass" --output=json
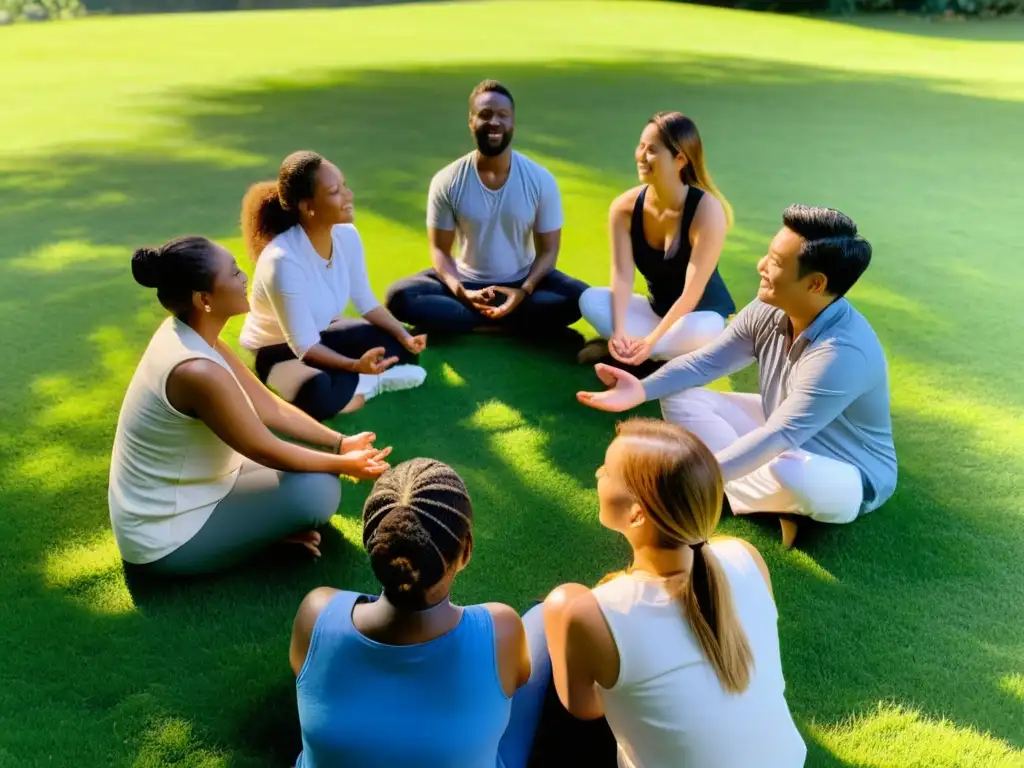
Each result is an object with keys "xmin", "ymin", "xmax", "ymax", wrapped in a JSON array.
[
  {"xmin": 1, "ymin": 2, "xmax": 1022, "ymax": 766},
  {"xmin": 810, "ymin": 703, "xmax": 1024, "ymax": 767}
]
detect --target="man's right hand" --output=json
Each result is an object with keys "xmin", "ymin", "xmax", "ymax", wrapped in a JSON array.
[{"xmin": 576, "ymin": 363, "xmax": 646, "ymax": 413}]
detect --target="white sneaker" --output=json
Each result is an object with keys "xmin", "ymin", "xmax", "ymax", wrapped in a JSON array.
[{"xmin": 355, "ymin": 365, "xmax": 427, "ymax": 401}]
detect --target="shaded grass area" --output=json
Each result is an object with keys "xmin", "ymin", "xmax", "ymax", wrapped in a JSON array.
[{"xmin": 1, "ymin": 3, "xmax": 1022, "ymax": 766}]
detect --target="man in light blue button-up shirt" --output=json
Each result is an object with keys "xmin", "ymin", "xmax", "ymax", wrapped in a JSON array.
[{"xmin": 578, "ymin": 205, "xmax": 897, "ymax": 547}]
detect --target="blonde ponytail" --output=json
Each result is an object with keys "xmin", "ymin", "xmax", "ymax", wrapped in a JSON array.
[{"xmin": 614, "ymin": 418, "xmax": 754, "ymax": 693}]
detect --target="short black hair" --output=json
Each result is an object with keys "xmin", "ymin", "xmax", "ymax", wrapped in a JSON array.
[
  {"xmin": 362, "ymin": 458, "xmax": 473, "ymax": 610},
  {"xmin": 783, "ymin": 205, "xmax": 872, "ymax": 297},
  {"xmin": 469, "ymin": 79, "xmax": 514, "ymax": 113}
]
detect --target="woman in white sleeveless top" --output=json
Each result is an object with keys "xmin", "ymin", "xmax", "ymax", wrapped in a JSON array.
[
  {"xmin": 538, "ymin": 418, "xmax": 806, "ymax": 767},
  {"xmin": 239, "ymin": 150, "xmax": 428, "ymax": 422},
  {"xmin": 109, "ymin": 235, "xmax": 393, "ymax": 576}
]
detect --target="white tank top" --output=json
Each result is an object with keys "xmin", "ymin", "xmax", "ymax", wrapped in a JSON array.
[
  {"xmin": 108, "ymin": 318, "xmax": 249, "ymax": 565},
  {"xmin": 591, "ymin": 539, "xmax": 807, "ymax": 768}
]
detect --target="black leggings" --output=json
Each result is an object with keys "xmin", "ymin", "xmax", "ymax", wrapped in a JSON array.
[
  {"xmin": 254, "ymin": 319, "xmax": 416, "ymax": 422},
  {"xmin": 527, "ymin": 677, "xmax": 618, "ymax": 767}
]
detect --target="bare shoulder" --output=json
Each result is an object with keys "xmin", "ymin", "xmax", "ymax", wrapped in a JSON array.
[
  {"xmin": 610, "ymin": 185, "xmax": 644, "ymax": 216},
  {"xmin": 295, "ymin": 586, "xmax": 342, "ymax": 632},
  {"xmin": 289, "ymin": 587, "xmax": 341, "ymax": 675},
  {"xmin": 693, "ymin": 190, "xmax": 727, "ymax": 228},
  {"xmin": 483, "ymin": 602, "xmax": 525, "ymax": 638},
  {"xmin": 166, "ymin": 357, "xmax": 234, "ymax": 405},
  {"xmin": 712, "ymin": 536, "xmax": 774, "ymax": 598}
]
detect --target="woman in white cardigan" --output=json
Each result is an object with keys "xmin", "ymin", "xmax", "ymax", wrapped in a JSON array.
[{"xmin": 239, "ymin": 151, "xmax": 427, "ymax": 421}]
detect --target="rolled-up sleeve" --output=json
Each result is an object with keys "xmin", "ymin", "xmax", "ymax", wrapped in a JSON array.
[{"xmin": 264, "ymin": 258, "xmax": 322, "ymax": 359}]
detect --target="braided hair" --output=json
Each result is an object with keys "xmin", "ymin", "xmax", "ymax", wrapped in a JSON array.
[{"xmin": 362, "ymin": 459, "xmax": 473, "ymax": 610}]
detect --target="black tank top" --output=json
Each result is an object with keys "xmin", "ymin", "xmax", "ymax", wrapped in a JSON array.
[{"xmin": 630, "ymin": 185, "xmax": 736, "ymax": 319}]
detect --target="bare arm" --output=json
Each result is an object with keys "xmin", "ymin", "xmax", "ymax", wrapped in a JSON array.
[
  {"xmin": 364, "ymin": 306, "xmax": 414, "ymax": 344},
  {"xmin": 647, "ymin": 196, "xmax": 727, "ymax": 345},
  {"xmin": 289, "ymin": 587, "xmax": 340, "ymax": 675},
  {"xmin": 428, "ymin": 226, "xmax": 465, "ymax": 299},
  {"xmin": 485, "ymin": 602, "xmax": 533, "ymax": 697},
  {"xmin": 609, "ymin": 191, "xmax": 639, "ymax": 334},
  {"xmin": 215, "ymin": 341, "xmax": 342, "ymax": 450},
  {"xmin": 166, "ymin": 359, "xmax": 390, "ymax": 476},
  {"xmin": 714, "ymin": 536, "xmax": 774, "ymax": 601},
  {"xmin": 521, "ymin": 229, "xmax": 561, "ymax": 294},
  {"xmin": 543, "ymin": 583, "xmax": 618, "ymax": 720}
]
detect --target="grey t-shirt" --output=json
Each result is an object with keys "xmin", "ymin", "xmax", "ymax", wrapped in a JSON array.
[
  {"xmin": 642, "ymin": 298, "xmax": 897, "ymax": 515},
  {"xmin": 426, "ymin": 150, "xmax": 563, "ymax": 283}
]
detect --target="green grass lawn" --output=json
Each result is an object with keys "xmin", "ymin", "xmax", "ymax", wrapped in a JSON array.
[{"xmin": 2, "ymin": 1, "xmax": 1023, "ymax": 765}]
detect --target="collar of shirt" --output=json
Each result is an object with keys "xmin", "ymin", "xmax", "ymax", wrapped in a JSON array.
[
  {"xmin": 774, "ymin": 298, "xmax": 850, "ymax": 361},
  {"xmin": 293, "ymin": 224, "xmax": 335, "ymax": 268}
]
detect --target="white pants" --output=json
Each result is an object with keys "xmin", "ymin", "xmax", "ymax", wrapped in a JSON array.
[
  {"xmin": 661, "ymin": 388, "xmax": 864, "ymax": 524},
  {"xmin": 579, "ymin": 287, "xmax": 727, "ymax": 359}
]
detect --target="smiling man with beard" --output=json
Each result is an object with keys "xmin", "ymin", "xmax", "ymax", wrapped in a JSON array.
[{"xmin": 386, "ymin": 80, "xmax": 589, "ymax": 346}]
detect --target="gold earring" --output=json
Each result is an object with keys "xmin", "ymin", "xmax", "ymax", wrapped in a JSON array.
[
  {"xmin": 309, "ymin": 211, "xmax": 314, "ymax": 218},
  {"xmin": 204, "ymin": 305, "xmax": 211, "ymax": 313}
]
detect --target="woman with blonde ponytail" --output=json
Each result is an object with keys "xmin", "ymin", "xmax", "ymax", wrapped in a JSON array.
[
  {"xmin": 579, "ymin": 112, "xmax": 737, "ymax": 368},
  {"xmin": 538, "ymin": 418, "xmax": 806, "ymax": 767}
]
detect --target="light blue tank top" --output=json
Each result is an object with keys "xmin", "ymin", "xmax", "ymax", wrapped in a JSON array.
[{"xmin": 295, "ymin": 590, "xmax": 512, "ymax": 767}]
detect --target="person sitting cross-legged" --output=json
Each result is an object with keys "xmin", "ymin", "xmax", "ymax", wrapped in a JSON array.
[
  {"xmin": 110, "ymin": 235, "xmax": 392, "ymax": 577},
  {"xmin": 578, "ymin": 111, "xmax": 736, "ymax": 368},
  {"xmin": 385, "ymin": 79, "xmax": 589, "ymax": 346},
  {"xmin": 577, "ymin": 205, "xmax": 897, "ymax": 548},
  {"xmin": 239, "ymin": 150, "xmax": 427, "ymax": 422}
]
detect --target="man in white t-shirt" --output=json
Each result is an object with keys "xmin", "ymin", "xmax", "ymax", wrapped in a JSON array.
[{"xmin": 386, "ymin": 80, "xmax": 589, "ymax": 342}]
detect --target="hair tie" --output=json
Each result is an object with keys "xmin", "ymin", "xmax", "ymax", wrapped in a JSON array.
[{"xmin": 689, "ymin": 540, "xmax": 706, "ymax": 552}]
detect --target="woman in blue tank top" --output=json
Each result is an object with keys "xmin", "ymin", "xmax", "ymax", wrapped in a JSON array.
[
  {"xmin": 579, "ymin": 112, "xmax": 736, "ymax": 367},
  {"xmin": 288, "ymin": 458, "xmax": 550, "ymax": 768}
]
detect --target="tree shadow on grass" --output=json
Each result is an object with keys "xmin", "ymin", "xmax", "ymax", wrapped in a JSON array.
[{"xmin": 1, "ymin": 54, "xmax": 1022, "ymax": 766}]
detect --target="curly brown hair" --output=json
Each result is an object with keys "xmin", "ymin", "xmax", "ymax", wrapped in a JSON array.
[{"xmin": 240, "ymin": 150, "xmax": 323, "ymax": 262}]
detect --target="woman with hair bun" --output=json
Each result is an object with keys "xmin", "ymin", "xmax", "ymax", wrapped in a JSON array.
[
  {"xmin": 289, "ymin": 458, "xmax": 551, "ymax": 768},
  {"xmin": 109, "ymin": 235, "xmax": 392, "ymax": 577},
  {"xmin": 239, "ymin": 151, "xmax": 427, "ymax": 422}
]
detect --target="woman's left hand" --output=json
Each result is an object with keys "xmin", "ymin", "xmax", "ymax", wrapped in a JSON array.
[
  {"xmin": 339, "ymin": 431, "xmax": 376, "ymax": 454},
  {"xmin": 401, "ymin": 333, "xmax": 428, "ymax": 354}
]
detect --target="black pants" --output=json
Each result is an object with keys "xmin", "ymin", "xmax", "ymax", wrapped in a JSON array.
[
  {"xmin": 527, "ymin": 677, "xmax": 618, "ymax": 767},
  {"xmin": 385, "ymin": 268, "xmax": 589, "ymax": 335},
  {"xmin": 253, "ymin": 319, "xmax": 416, "ymax": 422}
]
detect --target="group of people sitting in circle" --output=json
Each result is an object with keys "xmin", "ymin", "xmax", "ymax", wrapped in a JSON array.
[{"xmin": 107, "ymin": 78, "xmax": 898, "ymax": 766}]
